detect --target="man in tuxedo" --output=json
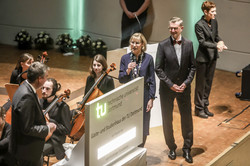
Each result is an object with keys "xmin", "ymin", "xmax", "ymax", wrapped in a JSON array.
[
  {"xmin": 41, "ymin": 78, "xmax": 71, "ymax": 160},
  {"xmin": 155, "ymin": 17, "xmax": 196, "ymax": 163},
  {"xmin": 194, "ymin": 1, "xmax": 227, "ymax": 118},
  {"xmin": 10, "ymin": 62, "xmax": 57, "ymax": 166}
]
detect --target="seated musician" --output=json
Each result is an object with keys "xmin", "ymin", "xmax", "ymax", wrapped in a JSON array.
[
  {"xmin": 69, "ymin": 54, "xmax": 115, "ymax": 141},
  {"xmin": 0, "ymin": 106, "xmax": 14, "ymax": 166},
  {"xmin": 41, "ymin": 78, "xmax": 71, "ymax": 160},
  {"xmin": 10, "ymin": 53, "xmax": 34, "ymax": 85},
  {"xmin": 3, "ymin": 53, "xmax": 34, "ymax": 111},
  {"xmin": 84, "ymin": 54, "xmax": 115, "ymax": 95}
]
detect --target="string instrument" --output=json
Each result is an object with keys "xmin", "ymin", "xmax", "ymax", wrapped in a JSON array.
[
  {"xmin": 45, "ymin": 89, "xmax": 71, "ymax": 141},
  {"xmin": 5, "ymin": 51, "xmax": 49, "ymax": 124},
  {"xmin": 69, "ymin": 63, "xmax": 116, "ymax": 141}
]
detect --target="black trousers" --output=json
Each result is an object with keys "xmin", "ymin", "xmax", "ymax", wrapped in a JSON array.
[
  {"xmin": 17, "ymin": 156, "xmax": 43, "ymax": 166},
  {"xmin": 194, "ymin": 60, "xmax": 217, "ymax": 111},
  {"xmin": 160, "ymin": 87, "xmax": 193, "ymax": 151}
]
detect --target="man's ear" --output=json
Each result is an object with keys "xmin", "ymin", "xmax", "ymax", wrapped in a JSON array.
[{"xmin": 204, "ymin": 10, "xmax": 208, "ymax": 16}]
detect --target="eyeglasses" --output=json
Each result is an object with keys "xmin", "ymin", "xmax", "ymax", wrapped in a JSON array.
[{"xmin": 168, "ymin": 27, "xmax": 179, "ymax": 31}]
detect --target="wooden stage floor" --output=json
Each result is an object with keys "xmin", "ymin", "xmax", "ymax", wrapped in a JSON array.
[{"xmin": 0, "ymin": 44, "xmax": 249, "ymax": 166}]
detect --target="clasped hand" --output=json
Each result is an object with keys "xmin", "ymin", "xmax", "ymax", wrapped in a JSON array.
[{"xmin": 170, "ymin": 83, "xmax": 186, "ymax": 93}]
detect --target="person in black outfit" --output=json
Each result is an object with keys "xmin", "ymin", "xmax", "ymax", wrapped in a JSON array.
[
  {"xmin": 194, "ymin": 1, "xmax": 227, "ymax": 118},
  {"xmin": 155, "ymin": 17, "xmax": 196, "ymax": 163},
  {"xmin": 10, "ymin": 53, "xmax": 34, "ymax": 85},
  {"xmin": 0, "ymin": 106, "xmax": 14, "ymax": 166},
  {"xmin": 41, "ymin": 78, "xmax": 71, "ymax": 160},
  {"xmin": 10, "ymin": 62, "xmax": 56, "ymax": 166},
  {"xmin": 84, "ymin": 54, "xmax": 115, "ymax": 95},
  {"xmin": 120, "ymin": 0, "xmax": 150, "ymax": 48},
  {"xmin": 2, "ymin": 53, "xmax": 34, "ymax": 111}
]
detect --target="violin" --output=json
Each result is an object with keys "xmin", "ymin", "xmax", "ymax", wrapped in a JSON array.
[
  {"xmin": 45, "ymin": 89, "xmax": 71, "ymax": 141},
  {"xmin": 69, "ymin": 63, "xmax": 116, "ymax": 141},
  {"xmin": 5, "ymin": 51, "xmax": 49, "ymax": 124}
]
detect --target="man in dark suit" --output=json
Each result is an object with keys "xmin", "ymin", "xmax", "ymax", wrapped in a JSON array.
[
  {"xmin": 194, "ymin": 1, "xmax": 227, "ymax": 118},
  {"xmin": 10, "ymin": 62, "xmax": 57, "ymax": 166},
  {"xmin": 41, "ymin": 78, "xmax": 71, "ymax": 160},
  {"xmin": 155, "ymin": 17, "xmax": 196, "ymax": 164}
]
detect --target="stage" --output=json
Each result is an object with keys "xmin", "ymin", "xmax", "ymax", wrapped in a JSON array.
[{"xmin": 0, "ymin": 44, "xmax": 249, "ymax": 165}]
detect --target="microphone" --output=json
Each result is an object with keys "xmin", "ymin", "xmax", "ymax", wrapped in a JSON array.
[{"xmin": 130, "ymin": 53, "xmax": 138, "ymax": 78}]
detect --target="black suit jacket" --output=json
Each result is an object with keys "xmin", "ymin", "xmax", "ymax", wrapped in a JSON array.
[
  {"xmin": 155, "ymin": 36, "xmax": 196, "ymax": 92},
  {"xmin": 41, "ymin": 98, "xmax": 71, "ymax": 160},
  {"xmin": 195, "ymin": 16, "xmax": 222, "ymax": 62},
  {"xmin": 10, "ymin": 81, "xmax": 48, "ymax": 162}
]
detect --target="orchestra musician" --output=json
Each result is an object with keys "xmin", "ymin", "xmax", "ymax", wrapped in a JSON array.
[
  {"xmin": 2, "ymin": 53, "xmax": 34, "ymax": 111},
  {"xmin": 84, "ymin": 54, "xmax": 115, "ymax": 95},
  {"xmin": 69, "ymin": 54, "xmax": 115, "ymax": 141},
  {"xmin": 10, "ymin": 62, "xmax": 56, "ymax": 166},
  {"xmin": 41, "ymin": 78, "xmax": 71, "ymax": 160},
  {"xmin": 10, "ymin": 53, "xmax": 34, "ymax": 85},
  {"xmin": 0, "ymin": 106, "xmax": 14, "ymax": 166}
]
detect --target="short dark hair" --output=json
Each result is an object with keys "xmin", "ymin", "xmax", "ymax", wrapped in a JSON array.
[
  {"xmin": 201, "ymin": 1, "xmax": 216, "ymax": 13},
  {"xmin": 27, "ymin": 62, "xmax": 49, "ymax": 83}
]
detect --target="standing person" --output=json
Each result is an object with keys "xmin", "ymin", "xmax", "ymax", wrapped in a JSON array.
[
  {"xmin": 84, "ymin": 54, "xmax": 115, "ymax": 95},
  {"xmin": 119, "ymin": 33, "xmax": 156, "ymax": 147},
  {"xmin": 10, "ymin": 62, "xmax": 56, "ymax": 166},
  {"xmin": 155, "ymin": 17, "xmax": 196, "ymax": 163},
  {"xmin": 194, "ymin": 1, "xmax": 227, "ymax": 118},
  {"xmin": 41, "ymin": 78, "xmax": 71, "ymax": 160},
  {"xmin": 120, "ymin": 0, "xmax": 151, "ymax": 48}
]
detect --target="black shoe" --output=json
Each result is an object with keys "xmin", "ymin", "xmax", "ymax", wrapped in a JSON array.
[
  {"xmin": 195, "ymin": 110, "xmax": 208, "ymax": 118},
  {"xmin": 204, "ymin": 107, "xmax": 214, "ymax": 117},
  {"xmin": 168, "ymin": 150, "xmax": 176, "ymax": 160},
  {"xmin": 183, "ymin": 151, "xmax": 193, "ymax": 163}
]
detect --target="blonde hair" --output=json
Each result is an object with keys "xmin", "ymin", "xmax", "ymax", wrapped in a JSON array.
[
  {"xmin": 129, "ymin": 33, "xmax": 147, "ymax": 52},
  {"xmin": 169, "ymin": 17, "xmax": 183, "ymax": 27}
]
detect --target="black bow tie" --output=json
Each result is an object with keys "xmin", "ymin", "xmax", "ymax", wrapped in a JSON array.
[{"xmin": 173, "ymin": 40, "xmax": 182, "ymax": 45}]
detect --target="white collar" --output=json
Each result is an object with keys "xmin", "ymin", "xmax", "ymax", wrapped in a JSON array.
[{"xmin": 26, "ymin": 80, "xmax": 36, "ymax": 93}]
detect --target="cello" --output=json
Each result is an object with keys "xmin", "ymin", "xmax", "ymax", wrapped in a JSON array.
[
  {"xmin": 44, "ymin": 89, "xmax": 71, "ymax": 141},
  {"xmin": 5, "ymin": 51, "xmax": 49, "ymax": 124},
  {"xmin": 69, "ymin": 63, "xmax": 116, "ymax": 141}
]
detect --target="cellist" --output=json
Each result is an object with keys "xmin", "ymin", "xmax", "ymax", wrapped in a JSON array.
[
  {"xmin": 3, "ymin": 53, "xmax": 34, "ymax": 111},
  {"xmin": 84, "ymin": 54, "xmax": 115, "ymax": 96},
  {"xmin": 41, "ymin": 78, "xmax": 71, "ymax": 160},
  {"xmin": 70, "ymin": 54, "xmax": 115, "ymax": 141}
]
